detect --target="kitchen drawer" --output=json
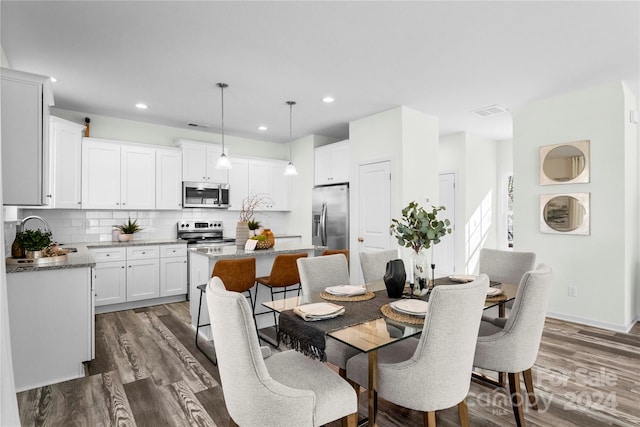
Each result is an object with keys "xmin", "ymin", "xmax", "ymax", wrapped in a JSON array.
[
  {"xmin": 160, "ymin": 244, "xmax": 187, "ymax": 258},
  {"xmin": 126, "ymin": 245, "xmax": 159, "ymax": 260},
  {"xmin": 90, "ymin": 247, "xmax": 126, "ymax": 262}
]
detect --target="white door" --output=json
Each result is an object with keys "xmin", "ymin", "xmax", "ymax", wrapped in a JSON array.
[
  {"xmin": 357, "ymin": 160, "xmax": 392, "ymax": 282},
  {"xmin": 435, "ymin": 172, "xmax": 456, "ymax": 275}
]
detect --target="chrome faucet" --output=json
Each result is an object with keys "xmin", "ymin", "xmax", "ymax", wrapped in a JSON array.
[{"xmin": 20, "ymin": 215, "xmax": 51, "ymax": 233}]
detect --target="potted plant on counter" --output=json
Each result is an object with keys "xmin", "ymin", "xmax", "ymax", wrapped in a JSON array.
[
  {"xmin": 247, "ymin": 219, "xmax": 263, "ymax": 236},
  {"xmin": 115, "ymin": 217, "xmax": 143, "ymax": 242},
  {"xmin": 21, "ymin": 229, "xmax": 53, "ymax": 259}
]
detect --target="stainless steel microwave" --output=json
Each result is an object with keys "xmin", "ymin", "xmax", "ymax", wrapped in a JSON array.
[{"xmin": 182, "ymin": 182, "xmax": 230, "ymax": 208}]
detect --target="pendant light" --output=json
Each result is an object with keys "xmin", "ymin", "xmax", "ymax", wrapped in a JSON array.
[
  {"xmin": 215, "ymin": 82, "xmax": 232, "ymax": 170},
  {"xmin": 283, "ymin": 100, "xmax": 299, "ymax": 176}
]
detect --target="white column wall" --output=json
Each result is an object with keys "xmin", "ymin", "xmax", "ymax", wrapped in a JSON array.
[{"xmin": 513, "ymin": 81, "xmax": 637, "ymax": 331}]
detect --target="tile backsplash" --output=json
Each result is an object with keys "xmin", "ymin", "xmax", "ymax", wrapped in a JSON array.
[{"xmin": 5, "ymin": 208, "xmax": 290, "ymax": 252}]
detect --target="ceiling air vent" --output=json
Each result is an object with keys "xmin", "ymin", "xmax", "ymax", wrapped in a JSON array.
[{"xmin": 471, "ymin": 104, "xmax": 507, "ymax": 117}]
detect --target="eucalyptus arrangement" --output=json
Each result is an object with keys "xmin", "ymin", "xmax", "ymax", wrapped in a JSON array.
[
  {"xmin": 239, "ymin": 194, "xmax": 273, "ymax": 223},
  {"xmin": 390, "ymin": 201, "xmax": 452, "ymax": 254}
]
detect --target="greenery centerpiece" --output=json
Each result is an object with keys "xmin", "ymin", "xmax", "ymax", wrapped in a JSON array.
[
  {"xmin": 115, "ymin": 217, "xmax": 143, "ymax": 241},
  {"xmin": 390, "ymin": 201, "xmax": 451, "ymax": 292},
  {"xmin": 21, "ymin": 229, "xmax": 53, "ymax": 258}
]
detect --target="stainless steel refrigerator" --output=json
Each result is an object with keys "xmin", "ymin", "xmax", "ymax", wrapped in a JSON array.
[{"xmin": 312, "ymin": 184, "xmax": 349, "ymax": 252}]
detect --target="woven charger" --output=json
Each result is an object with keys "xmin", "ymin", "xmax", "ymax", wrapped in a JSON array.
[
  {"xmin": 486, "ymin": 293, "xmax": 508, "ymax": 303},
  {"xmin": 380, "ymin": 303, "xmax": 425, "ymax": 325},
  {"xmin": 320, "ymin": 290, "xmax": 376, "ymax": 302}
]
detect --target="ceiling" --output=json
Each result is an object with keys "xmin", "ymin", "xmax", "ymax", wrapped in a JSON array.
[{"xmin": 1, "ymin": 1, "xmax": 638, "ymax": 143}]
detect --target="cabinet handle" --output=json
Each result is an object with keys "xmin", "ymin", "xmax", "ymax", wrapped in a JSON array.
[
  {"xmin": 46, "ymin": 194, "xmax": 52, "ymax": 198},
  {"xmin": 129, "ymin": 265, "xmax": 132, "ymax": 268},
  {"xmin": 142, "ymin": 251, "xmax": 146, "ymax": 254},
  {"xmin": 116, "ymin": 202, "xmax": 120, "ymax": 205},
  {"xmin": 121, "ymin": 266, "xmax": 124, "ymax": 269},
  {"xmin": 122, "ymin": 202, "xmax": 126, "ymax": 206},
  {"xmin": 77, "ymin": 202, "xmax": 81, "ymax": 205},
  {"xmin": 106, "ymin": 254, "xmax": 110, "ymax": 257}
]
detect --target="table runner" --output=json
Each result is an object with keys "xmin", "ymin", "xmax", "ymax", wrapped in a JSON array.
[{"xmin": 278, "ymin": 289, "xmax": 413, "ymax": 361}]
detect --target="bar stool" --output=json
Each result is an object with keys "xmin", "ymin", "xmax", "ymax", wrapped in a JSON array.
[
  {"xmin": 196, "ymin": 257, "xmax": 256, "ymax": 365},
  {"xmin": 254, "ymin": 253, "xmax": 308, "ymax": 337},
  {"xmin": 322, "ymin": 249, "xmax": 349, "ymax": 263}
]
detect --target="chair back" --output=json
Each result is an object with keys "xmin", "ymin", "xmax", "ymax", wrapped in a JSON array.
[
  {"xmin": 479, "ymin": 248, "xmax": 536, "ymax": 285},
  {"xmin": 322, "ymin": 249, "xmax": 349, "ymax": 262},
  {"xmin": 298, "ymin": 254, "xmax": 350, "ymax": 295},
  {"xmin": 206, "ymin": 277, "xmax": 315, "ymax": 425},
  {"xmin": 267, "ymin": 253, "xmax": 308, "ymax": 287},
  {"xmin": 383, "ymin": 275, "xmax": 489, "ymax": 411},
  {"xmin": 211, "ymin": 257, "xmax": 256, "ymax": 293},
  {"xmin": 477, "ymin": 264, "xmax": 553, "ymax": 372},
  {"xmin": 359, "ymin": 249, "xmax": 398, "ymax": 283}
]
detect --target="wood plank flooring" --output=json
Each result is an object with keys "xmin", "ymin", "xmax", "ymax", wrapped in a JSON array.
[{"xmin": 16, "ymin": 302, "xmax": 640, "ymax": 426}]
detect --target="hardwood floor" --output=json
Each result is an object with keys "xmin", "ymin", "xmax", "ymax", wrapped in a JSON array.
[{"xmin": 17, "ymin": 302, "xmax": 640, "ymax": 426}]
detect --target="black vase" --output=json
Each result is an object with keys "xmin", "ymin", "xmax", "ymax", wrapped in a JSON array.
[{"xmin": 383, "ymin": 259, "xmax": 406, "ymax": 298}]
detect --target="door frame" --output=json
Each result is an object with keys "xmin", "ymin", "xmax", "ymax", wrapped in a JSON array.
[{"xmin": 437, "ymin": 170, "xmax": 457, "ymax": 276}]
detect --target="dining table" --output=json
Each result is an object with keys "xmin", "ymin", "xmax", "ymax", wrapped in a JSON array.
[{"xmin": 262, "ymin": 277, "xmax": 518, "ymax": 427}]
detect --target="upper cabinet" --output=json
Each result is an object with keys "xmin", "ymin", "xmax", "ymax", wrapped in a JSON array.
[
  {"xmin": 82, "ymin": 138, "xmax": 155, "ymax": 210},
  {"xmin": 314, "ymin": 140, "xmax": 349, "ymax": 186},
  {"xmin": 48, "ymin": 116, "xmax": 85, "ymax": 209},
  {"xmin": 1, "ymin": 68, "xmax": 54, "ymax": 206},
  {"xmin": 155, "ymin": 148, "xmax": 183, "ymax": 210},
  {"xmin": 248, "ymin": 159, "xmax": 291, "ymax": 211},
  {"xmin": 175, "ymin": 139, "xmax": 228, "ymax": 183},
  {"xmin": 227, "ymin": 157, "xmax": 249, "ymax": 211}
]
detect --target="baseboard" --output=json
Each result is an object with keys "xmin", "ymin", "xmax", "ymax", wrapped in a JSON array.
[
  {"xmin": 546, "ymin": 311, "xmax": 637, "ymax": 333},
  {"xmin": 95, "ymin": 294, "xmax": 187, "ymax": 314}
]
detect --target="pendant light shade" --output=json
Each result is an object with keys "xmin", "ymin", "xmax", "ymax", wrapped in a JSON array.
[
  {"xmin": 215, "ymin": 82, "xmax": 232, "ymax": 170},
  {"xmin": 283, "ymin": 100, "xmax": 298, "ymax": 176}
]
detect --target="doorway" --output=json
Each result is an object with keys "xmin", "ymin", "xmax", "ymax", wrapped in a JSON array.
[{"xmin": 435, "ymin": 172, "xmax": 455, "ymax": 275}]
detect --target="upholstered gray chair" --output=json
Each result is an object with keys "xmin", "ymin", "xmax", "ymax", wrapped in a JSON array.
[
  {"xmin": 359, "ymin": 249, "xmax": 398, "ymax": 283},
  {"xmin": 474, "ymin": 264, "xmax": 553, "ymax": 427},
  {"xmin": 297, "ymin": 255, "xmax": 361, "ymax": 379},
  {"xmin": 479, "ymin": 248, "xmax": 536, "ymax": 321},
  {"xmin": 206, "ymin": 276, "xmax": 358, "ymax": 427},
  {"xmin": 346, "ymin": 275, "xmax": 490, "ymax": 426}
]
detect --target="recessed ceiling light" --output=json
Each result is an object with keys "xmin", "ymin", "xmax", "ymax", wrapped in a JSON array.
[
  {"xmin": 258, "ymin": 125, "xmax": 268, "ymax": 131},
  {"xmin": 50, "ymin": 77, "xmax": 57, "ymax": 83},
  {"xmin": 135, "ymin": 103, "xmax": 148, "ymax": 109},
  {"xmin": 322, "ymin": 96, "xmax": 335, "ymax": 103}
]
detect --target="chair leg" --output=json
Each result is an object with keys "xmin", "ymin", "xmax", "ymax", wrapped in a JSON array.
[
  {"xmin": 522, "ymin": 368, "xmax": 539, "ymax": 410},
  {"xmin": 342, "ymin": 412, "xmax": 358, "ymax": 427},
  {"xmin": 423, "ymin": 411, "xmax": 437, "ymax": 427},
  {"xmin": 458, "ymin": 400, "xmax": 470, "ymax": 427},
  {"xmin": 195, "ymin": 288, "xmax": 217, "ymax": 366},
  {"xmin": 508, "ymin": 372, "xmax": 526, "ymax": 427}
]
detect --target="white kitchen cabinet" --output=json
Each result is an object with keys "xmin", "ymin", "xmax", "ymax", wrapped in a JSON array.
[
  {"xmin": 176, "ymin": 139, "xmax": 228, "ymax": 183},
  {"xmin": 126, "ymin": 245, "xmax": 160, "ymax": 302},
  {"xmin": 48, "ymin": 117, "xmax": 85, "ymax": 208},
  {"xmin": 82, "ymin": 139, "xmax": 121, "ymax": 209},
  {"xmin": 7, "ymin": 267, "xmax": 93, "ymax": 392},
  {"xmin": 248, "ymin": 158, "xmax": 291, "ymax": 211},
  {"xmin": 91, "ymin": 247, "xmax": 127, "ymax": 306},
  {"xmin": 82, "ymin": 138, "xmax": 156, "ymax": 210},
  {"xmin": 314, "ymin": 140, "xmax": 349, "ymax": 185},
  {"xmin": 156, "ymin": 148, "xmax": 183, "ymax": 210},
  {"xmin": 160, "ymin": 244, "xmax": 188, "ymax": 297},
  {"xmin": 121, "ymin": 145, "xmax": 156, "ymax": 209},
  {"xmin": 1, "ymin": 68, "xmax": 54, "ymax": 206},
  {"xmin": 228, "ymin": 157, "xmax": 249, "ymax": 211}
]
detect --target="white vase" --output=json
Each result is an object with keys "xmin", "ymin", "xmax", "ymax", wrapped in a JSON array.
[
  {"xmin": 118, "ymin": 233, "xmax": 133, "ymax": 242},
  {"xmin": 236, "ymin": 222, "xmax": 250, "ymax": 248}
]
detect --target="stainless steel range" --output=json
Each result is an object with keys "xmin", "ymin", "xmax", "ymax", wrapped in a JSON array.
[{"xmin": 177, "ymin": 220, "xmax": 236, "ymax": 247}]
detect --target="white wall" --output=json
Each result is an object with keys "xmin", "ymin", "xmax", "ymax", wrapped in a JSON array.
[
  {"xmin": 349, "ymin": 106, "xmax": 439, "ymax": 282},
  {"xmin": 496, "ymin": 139, "xmax": 514, "ymax": 250},
  {"xmin": 513, "ymin": 81, "xmax": 637, "ymax": 331}
]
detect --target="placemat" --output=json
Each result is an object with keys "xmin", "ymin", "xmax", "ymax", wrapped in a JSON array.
[
  {"xmin": 380, "ymin": 303, "xmax": 425, "ymax": 325},
  {"xmin": 320, "ymin": 290, "xmax": 376, "ymax": 302}
]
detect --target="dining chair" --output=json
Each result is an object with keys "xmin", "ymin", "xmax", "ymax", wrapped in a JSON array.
[
  {"xmin": 346, "ymin": 274, "xmax": 490, "ymax": 427},
  {"xmin": 479, "ymin": 248, "xmax": 536, "ymax": 321},
  {"xmin": 359, "ymin": 249, "xmax": 398, "ymax": 283},
  {"xmin": 473, "ymin": 264, "xmax": 553, "ymax": 427},
  {"xmin": 195, "ymin": 257, "xmax": 257, "ymax": 364},
  {"xmin": 297, "ymin": 254, "xmax": 361, "ymax": 380},
  {"xmin": 205, "ymin": 276, "xmax": 358, "ymax": 427},
  {"xmin": 255, "ymin": 252, "xmax": 308, "ymax": 328}
]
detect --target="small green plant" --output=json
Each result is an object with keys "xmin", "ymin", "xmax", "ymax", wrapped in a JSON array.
[
  {"xmin": 390, "ymin": 201, "xmax": 452, "ymax": 254},
  {"xmin": 115, "ymin": 217, "xmax": 143, "ymax": 234},
  {"xmin": 21, "ymin": 229, "xmax": 53, "ymax": 251},
  {"xmin": 247, "ymin": 220, "xmax": 262, "ymax": 230}
]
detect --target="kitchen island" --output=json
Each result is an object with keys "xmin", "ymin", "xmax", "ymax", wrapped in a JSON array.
[
  {"xmin": 6, "ymin": 251, "xmax": 96, "ymax": 392},
  {"xmin": 188, "ymin": 243, "xmax": 322, "ymax": 338}
]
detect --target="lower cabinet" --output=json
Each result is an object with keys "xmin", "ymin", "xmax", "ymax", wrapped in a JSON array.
[{"xmin": 92, "ymin": 244, "xmax": 186, "ymax": 307}]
